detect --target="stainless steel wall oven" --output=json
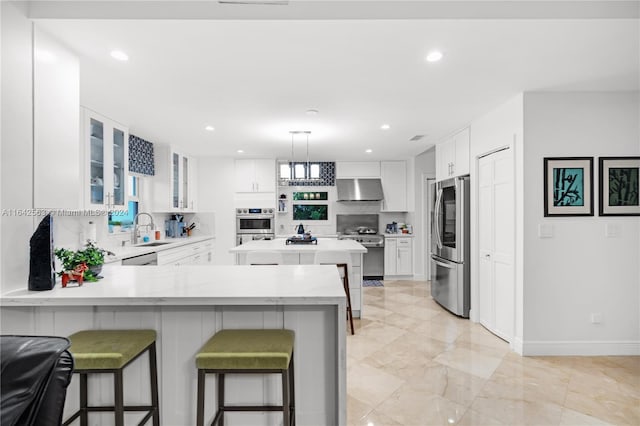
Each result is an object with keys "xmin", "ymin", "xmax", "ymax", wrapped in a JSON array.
[{"xmin": 236, "ymin": 208, "xmax": 275, "ymax": 245}]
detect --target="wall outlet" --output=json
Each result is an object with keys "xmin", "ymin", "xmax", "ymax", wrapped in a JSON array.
[
  {"xmin": 538, "ymin": 224, "xmax": 553, "ymax": 238},
  {"xmin": 590, "ymin": 313, "xmax": 603, "ymax": 324}
]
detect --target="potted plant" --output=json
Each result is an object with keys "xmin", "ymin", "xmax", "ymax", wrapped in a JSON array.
[{"xmin": 55, "ymin": 240, "xmax": 114, "ymax": 283}]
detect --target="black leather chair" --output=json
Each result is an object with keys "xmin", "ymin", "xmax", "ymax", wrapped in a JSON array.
[{"xmin": 1, "ymin": 335, "xmax": 74, "ymax": 426}]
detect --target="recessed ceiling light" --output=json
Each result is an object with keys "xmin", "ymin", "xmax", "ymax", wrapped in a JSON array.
[
  {"xmin": 306, "ymin": 109, "xmax": 319, "ymax": 116},
  {"xmin": 380, "ymin": 124, "xmax": 390, "ymax": 130},
  {"xmin": 110, "ymin": 50, "xmax": 129, "ymax": 61},
  {"xmin": 237, "ymin": 150, "xmax": 244, "ymax": 154},
  {"xmin": 426, "ymin": 50, "xmax": 444, "ymax": 63},
  {"xmin": 205, "ymin": 125, "xmax": 215, "ymax": 131},
  {"xmin": 365, "ymin": 149, "xmax": 373, "ymax": 153}
]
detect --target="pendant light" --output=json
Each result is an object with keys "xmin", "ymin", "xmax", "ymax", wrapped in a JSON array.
[{"xmin": 284, "ymin": 130, "xmax": 318, "ymax": 182}]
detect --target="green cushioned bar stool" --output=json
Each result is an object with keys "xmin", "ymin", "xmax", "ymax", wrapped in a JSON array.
[
  {"xmin": 196, "ymin": 329, "xmax": 295, "ymax": 426},
  {"xmin": 62, "ymin": 330, "xmax": 160, "ymax": 426}
]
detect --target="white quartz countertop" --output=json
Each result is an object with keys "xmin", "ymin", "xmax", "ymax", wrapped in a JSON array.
[
  {"xmin": 104, "ymin": 235, "xmax": 215, "ymax": 263},
  {"xmin": 0, "ymin": 264, "xmax": 344, "ymax": 307},
  {"xmin": 229, "ymin": 238, "xmax": 367, "ymax": 253},
  {"xmin": 383, "ymin": 233, "xmax": 415, "ymax": 238}
]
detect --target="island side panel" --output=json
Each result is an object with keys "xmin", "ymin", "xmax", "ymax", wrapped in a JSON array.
[{"xmin": 0, "ymin": 304, "xmax": 343, "ymax": 426}]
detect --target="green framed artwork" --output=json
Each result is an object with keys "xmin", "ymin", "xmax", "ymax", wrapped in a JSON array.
[
  {"xmin": 599, "ymin": 156, "xmax": 640, "ymax": 216},
  {"xmin": 543, "ymin": 157, "xmax": 594, "ymax": 217}
]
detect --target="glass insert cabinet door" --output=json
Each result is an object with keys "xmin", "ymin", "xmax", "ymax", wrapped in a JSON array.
[
  {"xmin": 89, "ymin": 118, "xmax": 105, "ymax": 204},
  {"xmin": 112, "ymin": 127, "xmax": 125, "ymax": 206},
  {"xmin": 172, "ymin": 153, "xmax": 179, "ymax": 209},
  {"xmin": 84, "ymin": 108, "xmax": 129, "ymax": 209},
  {"xmin": 182, "ymin": 156, "xmax": 189, "ymax": 209}
]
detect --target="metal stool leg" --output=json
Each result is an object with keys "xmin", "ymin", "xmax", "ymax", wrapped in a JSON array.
[
  {"xmin": 80, "ymin": 373, "xmax": 88, "ymax": 426},
  {"xmin": 282, "ymin": 368, "xmax": 290, "ymax": 426},
  {"xmin": 148, "ymin": 343, "xmax": 160, "ymax": 426},
  {"xmin": 217, "ymin": 373, "xmax": 225, "ymax": 426},
  {"xmin": 289, "ymin": 355, "xmax": 295, "ymax": 425},
  {"xmin": 114, "ymin": 370, "xmax": 124, "ymax": 426},
  {"xmin": 196, "ymin": 369, "xmax": 205, "ymax": 426}
]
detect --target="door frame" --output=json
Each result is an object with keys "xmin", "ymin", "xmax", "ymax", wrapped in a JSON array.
[{"xmin": 421, "ymin": 173, "xmax": 436, "ymax": 280}]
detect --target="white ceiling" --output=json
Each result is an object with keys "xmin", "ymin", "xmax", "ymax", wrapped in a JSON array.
[{"xmin": 35, "ymin": 2, "xmax": 639, "ymax": 160}]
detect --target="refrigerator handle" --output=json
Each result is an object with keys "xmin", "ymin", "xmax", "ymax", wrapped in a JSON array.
[
  {"xmin": 434, "ymin": 188, "xmax": 443, "ymax": 249},
  {"xmin": 432, "ymin": 258, "xmax": 455, "ymax": 269}
]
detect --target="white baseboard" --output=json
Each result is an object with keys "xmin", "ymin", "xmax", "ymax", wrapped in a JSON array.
[
  {"xmin": 413, "ymin": 273, "xmax": 426, "ymax": 281},
  {"xmin": 522, "ymin": 340, "xmax": 640, "ymax": 356},
  {"xmin": 511, "ymin": 336, "xmax": 524, "ymax": 355}
]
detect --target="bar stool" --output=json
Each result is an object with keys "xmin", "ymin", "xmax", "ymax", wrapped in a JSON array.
[
  {"xmin": 196, "ymin": 329, "xmax": 295, "ymax": 426},
  {"xmin": 314, "ymin": 251, "xmax": 355, "ymax": 335},
  {"xmin": 62, "ymin": 330, "xmax": 160, "ymax": 426}
]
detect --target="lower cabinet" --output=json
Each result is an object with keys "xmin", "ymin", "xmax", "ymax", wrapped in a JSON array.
[
  {"xmin": 384, "ymin": 237, "xmax": 413, "ymax": 277},
  {"xmin": 156, "ymin": 239, "xmax": 214, "ymax": 266}
]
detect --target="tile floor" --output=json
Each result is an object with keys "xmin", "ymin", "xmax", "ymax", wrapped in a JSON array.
[{"xmin": 347, "ymin": 280, "xmax": 640, "ymax": 426}]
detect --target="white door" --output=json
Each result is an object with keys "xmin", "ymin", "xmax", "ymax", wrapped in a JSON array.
[{"xmin": 478, "ymin": 148, "xmax": 514, "ymax": 342}]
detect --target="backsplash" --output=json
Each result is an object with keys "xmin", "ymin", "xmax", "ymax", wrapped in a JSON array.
[{"xmin": 275, "ymin": 185, "xmax": 409, "ymax": 236}]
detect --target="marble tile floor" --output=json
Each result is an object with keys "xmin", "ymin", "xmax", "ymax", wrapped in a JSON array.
[{"xmin": 347, "ymin": 280, "xmax": 640, "ymax": 426}]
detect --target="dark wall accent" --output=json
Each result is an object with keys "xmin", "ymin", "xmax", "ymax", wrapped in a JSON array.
[
  {"xmin": 129, "ymin": 135, "xmax": 155, "ymax": 176},
  {"xmin": 285, "ymin": 162, "xmax": 335, "ymax": 186}
]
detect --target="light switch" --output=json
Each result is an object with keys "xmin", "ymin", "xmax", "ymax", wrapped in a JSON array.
[
  {"xmin": 538, "ymin": 224, "xmax": 553, "ymax": 238},
  {"xmin": 605, "ymin": 223, "xmax": 619, "ymax": 238}
]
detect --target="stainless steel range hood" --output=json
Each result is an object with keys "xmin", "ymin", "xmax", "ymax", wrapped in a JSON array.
[{"xmin": 336, "ymin": 178, "xmax": 384, "ymax": 201}]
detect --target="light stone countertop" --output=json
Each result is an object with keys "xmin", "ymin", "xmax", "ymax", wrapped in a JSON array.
[
  {"xmin": 229, "ymin": 238, "xmax": 367, "ymax": 253},
  {"xmin": 0, "ymin": 264, "xmax": 344, "ymax": 307},
  {"xmin": 383, "ymin": 233, "xmax": 415, "ymax": 238},
  {"xmin": 104, "ymin": 235, "xmax": 215, "ymax": 263}
]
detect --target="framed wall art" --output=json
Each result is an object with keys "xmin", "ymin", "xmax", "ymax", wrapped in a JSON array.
[
  {"xmin": 543, "ymin": 157, "xmax": 594, "ymax": 217},
  {"xmin": 599, "ymin": 156, "xmax": 640, "ymax": 216}
]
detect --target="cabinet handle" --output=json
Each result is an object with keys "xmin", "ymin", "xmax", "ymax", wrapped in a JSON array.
[{"xmin": 451, "ymin": 163, "xmax": 455, "ymax": 175}]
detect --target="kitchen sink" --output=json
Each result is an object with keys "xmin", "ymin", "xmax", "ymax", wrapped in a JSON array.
[{"xmin": 135, "ymin": 241, "xmax": 172, "ymax": 247}]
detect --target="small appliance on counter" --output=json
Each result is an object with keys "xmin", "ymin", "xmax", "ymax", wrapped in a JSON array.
[
  {"xmin": 385, "ymin": 222, "xmax": 398, "ymax": 234},
  {"xmin": 165, "ymin": 214, "xmax": 186, "ymax": 238}
]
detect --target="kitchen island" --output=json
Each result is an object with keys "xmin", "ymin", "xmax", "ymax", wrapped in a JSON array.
[
  {"xmin": 0, "ymin": 264, "xmax": 346, "ymax": 426},
  {"xmin": 230, "ymin": 238, "xmax": 367, "ymax": 317}
]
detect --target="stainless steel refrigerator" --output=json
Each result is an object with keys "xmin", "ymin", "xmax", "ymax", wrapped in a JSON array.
[{"xmin": 430, "ymin": 176, "xmax": 470, "ymax": 318}]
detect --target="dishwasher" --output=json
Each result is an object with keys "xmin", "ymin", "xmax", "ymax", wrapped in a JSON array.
[{"xmin": 121, "ymin": 252, "xmax": 158, "ymax": 265}]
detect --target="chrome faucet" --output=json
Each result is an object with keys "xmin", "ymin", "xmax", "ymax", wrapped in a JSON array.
[{"xmin": 132, "ymin": 212, "xmax": 155, "ymax": 245}]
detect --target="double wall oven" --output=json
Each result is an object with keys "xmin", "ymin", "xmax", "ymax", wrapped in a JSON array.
[{"xmin": 236, "ymin": 208, "xmax": 275, "ymax": 245}]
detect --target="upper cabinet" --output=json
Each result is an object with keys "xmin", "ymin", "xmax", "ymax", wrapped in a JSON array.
[
  {"xmin": 234, "ymin": 159, "xmax": 275, "ymax": 193},
  {"xmin": 380, "ymin": 161, "xmax": 407, "ymax": 212},
  {"xmin": 33, "ymin": 26, "xmax": 81, "ymax": 209},
  {"xmin": 336, "ymin": 161, "xmax": 380, "ymax": 178},
  {"xmin": 436, "ymin": 127, "xmax": 470, "ymax": 181},
  {"xmin": 154, "ymin": 145, "xmax": 198, "ymax": 212},
  {"xmin": 83, "ymin": 108, "xmax": 129, "ymax": 210}
]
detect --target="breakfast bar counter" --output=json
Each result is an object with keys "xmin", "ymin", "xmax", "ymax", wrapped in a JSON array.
[{"xmin": 0, "ymin": 265, "xmax": 346, "ymax": 425}]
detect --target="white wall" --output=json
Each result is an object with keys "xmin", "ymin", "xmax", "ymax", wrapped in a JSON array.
[
  {"xmin": 469, "ymin": 94, "xmax": 525, "ymax": 350},
  {"xmin": 1, "ymin": 2, "xmax": 34, "ymax": 293},
  {"xmin": 413, "ymin": 148, "xmax": 436, "ymax": 280},
  {"xmin": 198, "ymin": 157, "xmax": 236, "ymax": 264},
  {"xmin": 522, "ymin": 92, "xmax": 640, "ymax": 355}
]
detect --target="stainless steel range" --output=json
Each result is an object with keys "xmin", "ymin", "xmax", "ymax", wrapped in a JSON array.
[{"xmin": 337, "ymin": 214, "xmax": 385, "ymax": 279}]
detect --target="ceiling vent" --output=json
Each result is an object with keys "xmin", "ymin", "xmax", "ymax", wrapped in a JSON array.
[
  {"xmin": 218, "ymin": 0, "xmax": 289, "ymax": 4},
  {"xmin": 409, "ymin": 135, "xmax": 426, "ymax": 142}
]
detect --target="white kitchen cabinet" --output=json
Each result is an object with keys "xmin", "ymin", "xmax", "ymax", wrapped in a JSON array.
[
  {"xmin": 83, "ymin": 108, "xmax": 129, "ymax": 210},
  {"xmin": 33, "ymin": 26, "xmax": 81, "ymax": 209},
  {"xmin": 156, "ymin": 239, "xmax": 214, "ymax": 265},
  {"xmin": 154, "ymin": 145, "xmax": 198, "ymax": 212},
  {"xmin": 384, "ymin": 236, "xmax": 413, "ymax": 277},
  {"xmin": 380, "ymin": 161, "xmax": 407, "ymax": 212},
  {"xmin": 336, "ymin": 161, "xmax": 380, "ymax": 178},
  {"xmin": 234, "ymin": 159, "xmax": 275, "ymax": 193},
  {"xmin": 436, "ymin": 127, "xmax": 470, "ymax": 181}
]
